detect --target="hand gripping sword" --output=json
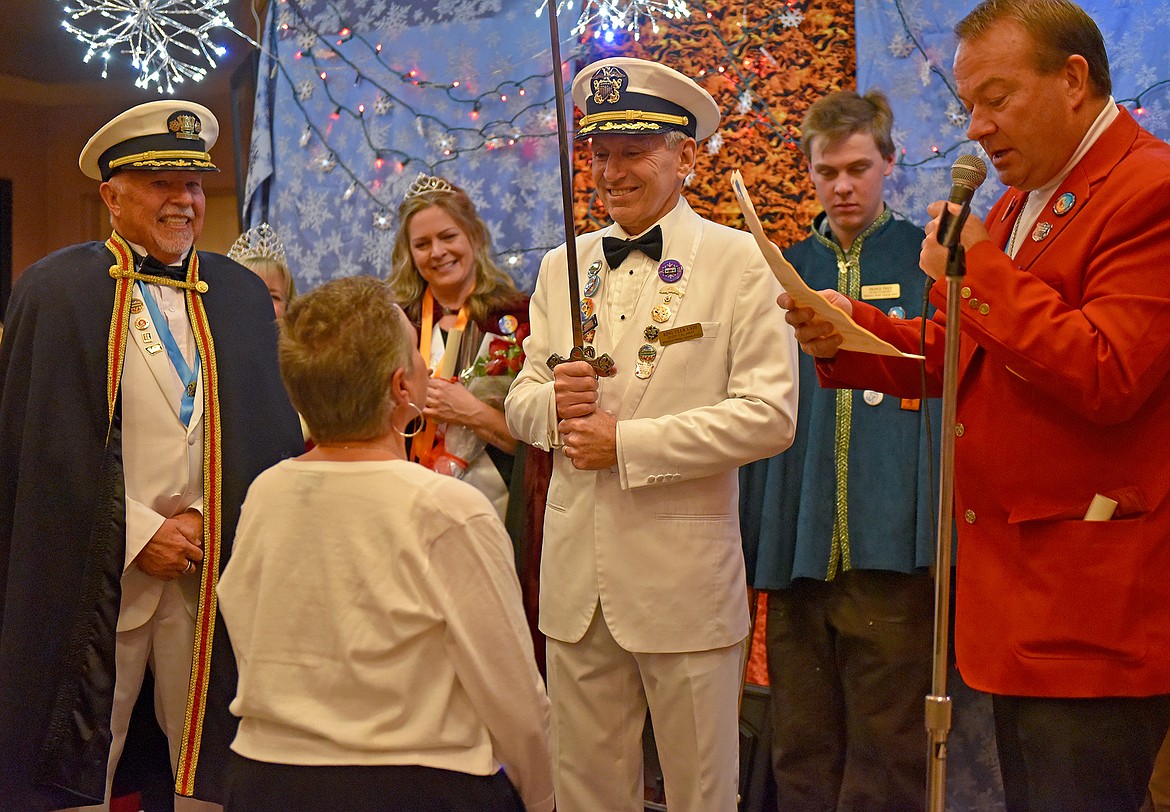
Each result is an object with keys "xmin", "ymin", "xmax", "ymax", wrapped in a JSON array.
[{"xmin": 542, "ymin": 4, "xmax": 615, "ymax": 378}]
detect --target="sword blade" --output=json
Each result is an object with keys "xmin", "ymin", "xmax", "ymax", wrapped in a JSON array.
[{"xmin": 545, "ymin": 3, "xmax": 584, "ymax": 349}]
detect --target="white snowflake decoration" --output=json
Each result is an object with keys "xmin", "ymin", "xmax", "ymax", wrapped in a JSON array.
[
  {"xmin": 373, "ymin": 209, "xmax": 394, "ymax": 230},
  {"xmin": 737, "ymin": 90, "xmax": 754, "ymax": 115},
  {"xmin": 297, "ymin": 30, "xmax": 318, "ymax": 51},
  {"xmin": 537, "ymin": 0, "xmax": 690, "ymax": 42},
  {"xmin": 296, "ymin": 79, "xmax": 315, "ymax": 100},
  {"xmin": 945, "ymin": 100, "xmax": 968, "ymax": 128},
  {"xmin": 778, "ymin": 9, "xmax": 803, "ymax": 29},
  {"xmin": 889, "ymin": 33, "xmax": 915, "ymax": 58},
  {"xmin": 705, "ymin": 132, "xmax": 724, "ymax": 156},
  {"xmin": 315, "ymin": 152, "xmax": 337, "ymax": 173},
  {"xmin": 59, "ymin": 0, "xmax": 249, "ymax": 94},
  {"xmin": 374, "ymin": 93, "xmax": 394, "ymax": 115},
  {"xmin": 919, "ymin": 57, "xmax": 933, "ymax": 86}
]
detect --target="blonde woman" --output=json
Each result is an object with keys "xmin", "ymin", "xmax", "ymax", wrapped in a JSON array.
[{"xmin": 387, "ymin": 174, "xmax": 531, "ymax": 520}]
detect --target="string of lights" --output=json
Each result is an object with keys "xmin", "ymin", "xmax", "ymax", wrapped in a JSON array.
[{"xmin": 257, "ymin": 0, "xmax": 593, "ymax": 271}]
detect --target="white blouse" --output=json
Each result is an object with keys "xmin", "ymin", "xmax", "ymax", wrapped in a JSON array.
[{"xmin": 217, "ymin": 459, "xmax": 553, "ymax": 812}]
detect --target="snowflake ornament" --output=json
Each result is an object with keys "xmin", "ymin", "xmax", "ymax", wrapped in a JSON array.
[
  {"xmin": 296, "ymin": 79, "xmax": 315, "ymax": 101},
  {"xmin": 737, "ymin": 90, "xmax": 753, "ymax": 115},
  {"xmin": 705, "ymin": 132, "xmax": 724, "ymax": 156},
  {"xmin": 945, "ymin": 100, "xmax": 969, "ymax": 128},
  {"xmin": 374, "ymin": 93, "xmax": 394, "ymax": 115},
  {"xmin": 297, "ymin": 30, "xmax": 318, "ymax": 51},
  {"xmin": 919, "ymin": 58, "xmax": 933, "ymax": 86},
  {"xmin": 889, "ymin": 34, "xmax": 915, "ymax": 58},
  {"xmin": 778, "ymin": 9, "xmax": 803, "ymax": 29},
  {"xmin": 373, "ymin": 209, "xmax": 394, "ymax": 230},
  {"xmin": 59, "ymin": 0, "xmax": 249, "ymax": 93}
]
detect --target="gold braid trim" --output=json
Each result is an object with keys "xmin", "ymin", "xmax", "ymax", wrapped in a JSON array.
[
  {"xmin": 106, "ymin": 239, "xmax": 209, "ymax": 294},
  {"xmin": 579, "ymin": 109, "xmax": 690, "ymax": 128},
  {"xmin": 819, "ymin": 208, "xmax": 892, "ymax": 579},
  {"xmin": 104, "ymin": 236, "xmax": 137, "ymax": 440},
  {"xmin": 175, "ymin": 250, "xmax": 222, "ymax": 797},
  {"xmin": 108, "ymin": 149, "xmax": 214, "ymax": 171}
]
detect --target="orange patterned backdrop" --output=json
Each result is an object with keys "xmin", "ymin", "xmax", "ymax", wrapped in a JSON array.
[{"xmin": 572, "ymin": 0, "xmax": 855, "ymax": 685}]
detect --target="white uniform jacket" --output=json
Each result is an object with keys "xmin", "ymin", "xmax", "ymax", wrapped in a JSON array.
[
  {"xmin": 505, "ymin": 198, "xmax": 798, "ymax": 653},
  {"xmin": 119, "ymin": 283, "xmax": 203, "ymax": 631}
]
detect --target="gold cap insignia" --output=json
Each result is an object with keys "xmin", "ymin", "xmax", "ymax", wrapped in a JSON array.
[
  {"xmin": 168, "ymin": 111, "xmax": 203, "ymax": 141},
  {"xmin": 591, "ymin": 66, "xmax": 626, "ymax": 106}
]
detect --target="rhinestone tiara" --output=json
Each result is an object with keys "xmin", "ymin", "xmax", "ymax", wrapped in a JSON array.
[
  {"xmin": 404, "ymin": 172, "xmax": 455, "ymax": 200},
  {"xmin": 228, "ymin": 222, "xmax": 287, "ymax": 267}
]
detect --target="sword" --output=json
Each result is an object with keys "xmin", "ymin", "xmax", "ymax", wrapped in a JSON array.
[{"xmin": 542, "ymin": 3, "xmax": 615, "ymax": 378}]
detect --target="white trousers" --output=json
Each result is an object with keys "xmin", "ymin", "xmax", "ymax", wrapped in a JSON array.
[
  {"xmin": 66, "ymin": 581, "xmax": 220, "ymax": 812},
  {"xmin": 545, "ymin": 603, "xmax": 744, "ymax": 812}
]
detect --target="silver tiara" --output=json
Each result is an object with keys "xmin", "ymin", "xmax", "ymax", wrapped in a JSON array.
[
  {"xmin": 404, "ymin": 172, "xmax": 455, "ymax": 200},
  {"xmin": 228, "ymin": 222, "xmax": 287, "ymax": 267}
]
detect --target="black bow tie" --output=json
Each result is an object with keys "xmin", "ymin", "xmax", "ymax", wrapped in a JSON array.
[
  {"xmin": 603, "ymin": 225, "xmax": 663, "ymax": 269},
  {"xmin": 139, "ymin": 253, "xmax": 190, "ymax": 282}
]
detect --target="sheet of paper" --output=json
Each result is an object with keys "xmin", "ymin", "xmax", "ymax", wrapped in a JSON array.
[{"xmin": 730, "ymin": 170, "xmax": 925, "ymax": 360}]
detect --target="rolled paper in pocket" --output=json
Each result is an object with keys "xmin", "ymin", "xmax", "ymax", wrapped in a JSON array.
[{"xmin": 1084, "ymin": 493, "xmax": 1119, "ymax": 521}]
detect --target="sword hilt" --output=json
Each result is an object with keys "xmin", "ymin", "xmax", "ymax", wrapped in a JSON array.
[{"xmin": 546, "ymin": 345, "xmax": 616, "ymax": 377}]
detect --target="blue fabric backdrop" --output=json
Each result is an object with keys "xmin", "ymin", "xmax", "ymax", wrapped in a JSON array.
[{"xmin": 244, "ymin": 0, "xmax": 578, "ymax": 292}]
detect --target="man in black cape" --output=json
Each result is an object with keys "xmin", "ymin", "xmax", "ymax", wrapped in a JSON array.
[{"xmin": 0, "ymin": 100, "xmax": 304, "ymax": 810}]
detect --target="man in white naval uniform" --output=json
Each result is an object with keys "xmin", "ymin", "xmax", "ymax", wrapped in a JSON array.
[{"xmin": 505, "ymin": 57, "xmax": 798, "ymax": 812}]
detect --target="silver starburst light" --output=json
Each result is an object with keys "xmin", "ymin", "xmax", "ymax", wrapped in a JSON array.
[
  {"xmin": 537, "ymin": 0, "xmax": 690, "ymax": 42},
  {"xmin": 59, "ymin": 0, "xmax": 251, "ymax": 94}
]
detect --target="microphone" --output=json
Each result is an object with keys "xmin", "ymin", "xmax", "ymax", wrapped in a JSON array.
[{"xmin": 936, "ymin": 154, "xmax": 988, "ymax": 249}]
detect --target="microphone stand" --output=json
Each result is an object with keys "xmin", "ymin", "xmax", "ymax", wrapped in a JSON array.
[{"xmin": 926, "ymin": 203, "xmax": 969, "ymax": 812}]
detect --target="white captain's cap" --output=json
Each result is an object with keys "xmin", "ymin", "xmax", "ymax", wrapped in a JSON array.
[
  {"xmin": 571, "ymin": 56, "xmax": 720, "ymax": 142},
  {"xmin": 79, "ymin": 100, "xmax": 220, "ymax": 181}
]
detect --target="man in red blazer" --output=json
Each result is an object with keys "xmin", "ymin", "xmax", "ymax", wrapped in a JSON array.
[{"xmin": 780, "ymin": 1, "xmax": 1170, "ymax": 809}]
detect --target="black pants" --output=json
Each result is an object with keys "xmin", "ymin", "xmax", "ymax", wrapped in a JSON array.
[
  {"xmin": 766, "ymin": 570, "xmax": 934, "ymax": 812},
  {"xmin": 993, "ymin": 693, "xmax": 1170, "ymax": 812},
  {"xmin": 224, "ymin": 753, "xmax": 525, "ymax": 812}
]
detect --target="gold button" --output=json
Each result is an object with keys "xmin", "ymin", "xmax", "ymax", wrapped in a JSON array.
[
  {"xmin": 955, "ymin": 423, "xmax": 965, "ymax": 437},
  {"xmin": 969, "ymin": 298, "xmax": 980, "ymax": 309},
  {"xmin": 979, "ymin": 303, "xmax": 990, "ymax": 315},
  {"xmin": 964, "ymin": 509, "xmax": 976, "ymax": 524},
  {"xmin": 960, "ymin": 286, "xmax": 972, "ymax": 299}
]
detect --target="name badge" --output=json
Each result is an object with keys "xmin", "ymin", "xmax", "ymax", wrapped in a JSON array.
[
  {"xmin": 658, "ymin": 322, "xmax": 704, "ymax": 346},
  {"xmin": 861, "ymin": 283, "xmax": 901, "ymax": 301}
]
